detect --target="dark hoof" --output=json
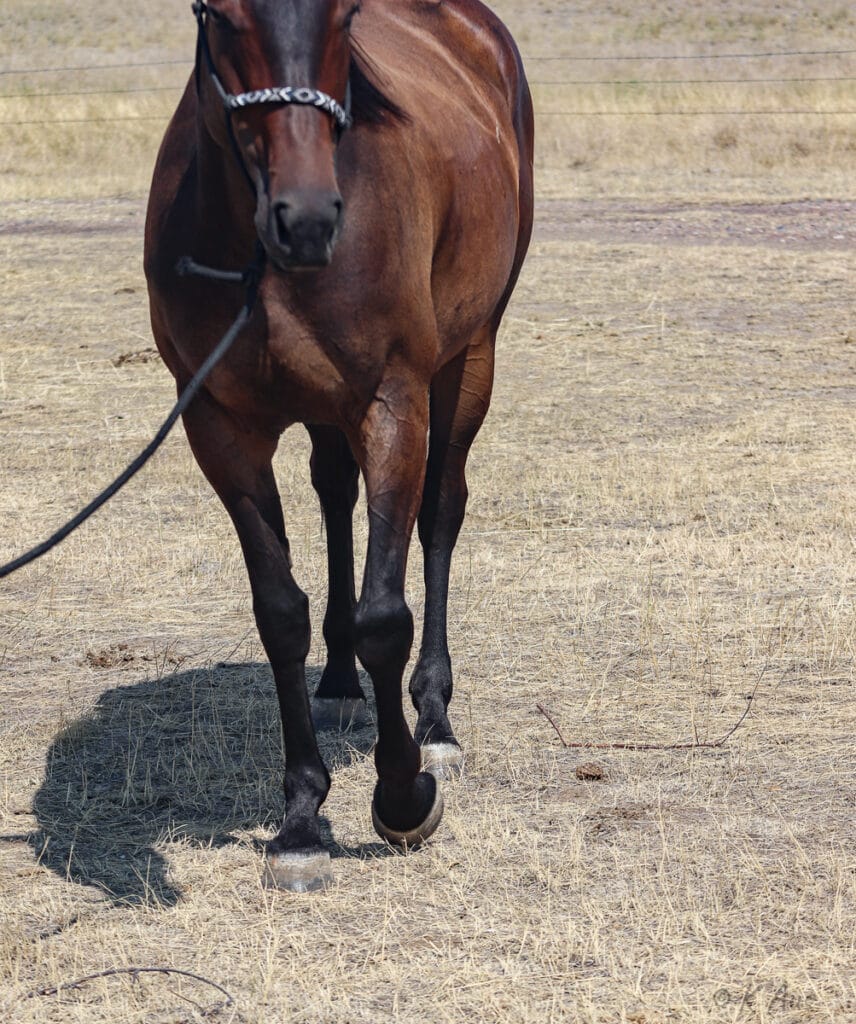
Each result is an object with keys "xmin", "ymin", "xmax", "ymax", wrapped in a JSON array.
[
  {"xmin": 311, "ymin": 697, "xmax": 369, "ymax": 732},
  {"xmin": 422, "ymin": 742, "xmax": 464, "ymax": 781},
  {"xmin": 371, "ymin": 772, "xmax": 444, "ymax": 849},
  {"xmin": 263, "ymin": 849, "xmax": 333, "ymax": 893}
]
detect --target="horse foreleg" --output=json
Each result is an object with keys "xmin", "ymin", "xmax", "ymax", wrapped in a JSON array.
[
  {"xmin": 351, "ymin": 383, "xmax": 443, "ymax": 848},
  {"xmin": 306, "ymin": 425, "xmax": 367, "ymax": 731},
  {"xmin": 410, "ymin": 333, "xmax": 495, "ymax": 779},
  {"xmin": 181, "ymin": 390, "xmax": 332, "ymax": 892}
]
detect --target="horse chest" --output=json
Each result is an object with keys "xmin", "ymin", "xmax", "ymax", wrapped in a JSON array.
[{"xmin": 200, "ymin": 307, "xmax": 377, "ymax": 431}]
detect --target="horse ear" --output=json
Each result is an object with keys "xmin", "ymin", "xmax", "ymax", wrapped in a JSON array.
[{"xmin": 348, "ymin": 47, "xmax": 408, "ymax": 126}]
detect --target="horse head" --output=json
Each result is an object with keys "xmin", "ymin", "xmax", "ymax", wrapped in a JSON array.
[{"xmin": 195, "ymin": 0, "xmax": 360, "ymax": 269}]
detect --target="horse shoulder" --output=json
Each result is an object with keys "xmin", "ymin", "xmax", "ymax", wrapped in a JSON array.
[{"xmin": 143, "ymin": 83, "xmax": 198, "ymax": 291}]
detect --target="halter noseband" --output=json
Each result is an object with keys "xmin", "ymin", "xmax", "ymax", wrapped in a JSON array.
[{"xmin": 192, "ymin": 2, "xmax": 353, "ymax": 133}]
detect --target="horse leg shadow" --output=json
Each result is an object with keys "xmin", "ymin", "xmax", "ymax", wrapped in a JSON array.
[{"xmin": 27, "ymin": 661, "xmax": 390, "ymax": 905}]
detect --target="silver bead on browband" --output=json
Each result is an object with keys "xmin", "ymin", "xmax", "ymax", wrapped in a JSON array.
[{"xmin": 226, "ymin": 86, "xmax": 352, "ymax": 131}]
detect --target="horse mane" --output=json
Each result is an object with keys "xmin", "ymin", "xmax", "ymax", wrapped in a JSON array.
[{"xmin": 349, "ymin": 38, "xmax": 408, "ymax": 126}]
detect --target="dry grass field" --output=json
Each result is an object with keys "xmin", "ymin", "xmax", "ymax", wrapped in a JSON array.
[{"xmin": 1, "ymin": 2, "xmax": 855, "ymax": 1022}]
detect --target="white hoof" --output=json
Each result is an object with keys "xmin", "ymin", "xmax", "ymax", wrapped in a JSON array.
[
  {"xmin": 311, "ymin": 697, "xmax": 369, "ymax": 732},
  {"xmin": 372, "ymin": 784, "xmax": 444, "ymax": 850},
  {"xmin": 421, "ymin": 742, "xmax": 464, "ymax": 781},
  {"xmin": 263, "ymin": 850, "xmax": 333, "ymax": 893}
]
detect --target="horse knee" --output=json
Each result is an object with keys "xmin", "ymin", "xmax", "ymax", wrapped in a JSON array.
[
  {"xmin": 253, "ymin": 586, "xmax": 310, "ymax": 663},
  {"xmin": 354, "ymin": 596, "xmax": 413, "ymax": 675}
]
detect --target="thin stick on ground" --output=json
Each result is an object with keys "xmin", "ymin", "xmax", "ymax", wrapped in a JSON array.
[
  {"xmin": 24, "ymin": 967, "xmax": 234, "ymax": 1011},
  {"xmin": 537, "ymin": 674, "xmax": 761, "ymax": 752}
]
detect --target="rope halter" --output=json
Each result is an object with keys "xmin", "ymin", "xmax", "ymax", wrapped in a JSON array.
[{"xmin": 192, "ymin": 2, "xmax": 353, "ymax": 132}]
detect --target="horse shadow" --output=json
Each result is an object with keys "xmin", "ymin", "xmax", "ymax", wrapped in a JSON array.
[{"xmin": 25, "ymin": 661, "xmax": 385, "ymax": 906}]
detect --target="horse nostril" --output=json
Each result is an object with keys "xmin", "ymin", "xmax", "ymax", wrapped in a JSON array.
[{"xmin": 273, "ymin": 201, "xmax": 293, "ymax": 249}]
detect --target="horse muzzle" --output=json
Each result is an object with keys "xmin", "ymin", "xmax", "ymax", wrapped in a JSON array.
[{"xmin": 260, "ymin": 189, "xmax": 344, "ymax": 271}]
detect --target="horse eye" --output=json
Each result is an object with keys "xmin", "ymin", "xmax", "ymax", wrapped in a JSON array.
[{"xmin": 208, "ymin": 5, "xmax": 233, "ymax": 29}]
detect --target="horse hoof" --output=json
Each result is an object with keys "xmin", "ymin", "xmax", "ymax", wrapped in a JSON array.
[
  {"xmin": 371, "ymin": 774, "xmax": 444, "ymax": 849},
  {"xmin": 421, "ymin": 742, "xmax": 464, "ymax": 781},
  {"xmin": 311, "ymin": 697, "xmax": 369, "ymax": 732},
  {"xmin": 263, "ymin": 850, "xmax": 333, "ymax": 893}
]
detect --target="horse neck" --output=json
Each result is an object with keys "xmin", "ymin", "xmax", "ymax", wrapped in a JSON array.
[{"xmin": 194, "ymin": 111, "xmax": 259, "ymax": 265}]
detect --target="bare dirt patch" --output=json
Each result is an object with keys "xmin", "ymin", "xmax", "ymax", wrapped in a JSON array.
[{"xmin": 537, "ymin": 198, "xmax": 856, "ymax": 249}]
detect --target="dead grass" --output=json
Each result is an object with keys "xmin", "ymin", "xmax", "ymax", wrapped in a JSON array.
[
  {"xmin": 1, "ymin": 2, "xmax": 856, "ymax": 1023},
  {"xmin": 1, "ymin": 0, "xmax": 855, "ymax": 201}
]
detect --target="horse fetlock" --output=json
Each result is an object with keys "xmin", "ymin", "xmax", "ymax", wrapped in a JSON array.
[
  {"xmin": 283, "ymin": 762, "xmax": 330, "ymax": 813},
  {"xmin": 413, "ymin": 706, "xmax": 456, "ymax": 746},
  {"xmin": 410, "ymin": 658, "xmax": 456, "ymax": 746},
  {"xmin": 314, "ymin": 655, "xmax": 364, "ymax": 701},
  {"xmin": 409, "ymin": 653, "xmax": 453, "ymax": 705},
  {"xmin": 313, "ymin": 641, "xmax": 368, "ymax": 727},
  {"xmin": 320, "ymin": 616, "xmax": 358, "ymax": 680}
]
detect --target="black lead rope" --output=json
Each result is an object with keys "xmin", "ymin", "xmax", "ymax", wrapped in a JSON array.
[
  {"xmin": 0, "ymin": 4, "xmax": 274, "ymax": 582},
  {"xmin": 0, "ymin": 249, "xmax": 265, "ymax": 581}
]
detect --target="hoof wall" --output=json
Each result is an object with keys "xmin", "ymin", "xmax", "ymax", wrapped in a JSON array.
[
  {"xmin": 372, "ymin": 777, "xmax": 444, "ymax": 850},
  {"xmin": 263, "ymin": 850, "xmax": 333, "ymax": 893},
  {"xmin": 311, "ymin": 697, "xmax": 369, "ymax": 732},
  {"xmin": 422, "ymin": 742, "xmax": 464, "ymax": 781}
]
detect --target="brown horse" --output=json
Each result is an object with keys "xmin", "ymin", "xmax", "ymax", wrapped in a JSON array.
[{"xmin": 144, "ymin": 0, "xmax": 533, "ymax": 891}]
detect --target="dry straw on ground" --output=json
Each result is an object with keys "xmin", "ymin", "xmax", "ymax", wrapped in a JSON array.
[{"xmin": 1, "ymin": 2, "xmax": 855, "ymax": 1022}]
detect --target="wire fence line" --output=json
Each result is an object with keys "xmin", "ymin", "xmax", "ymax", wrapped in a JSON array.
[
  {"xmin": 530, "ymin": 48, "xmax": 856, "ymax": 61},
  {"xmin": 1, "ymin": 47, "xmax": 853, "ymax": 123},
  {"xmin": 535, "ymin": 76, "xmax": 856, "ymax": 85},
  {"xmin": 1, "ymin": 46, "xmax": 854, "ymax": 77},
  {"xmin": 1, "ymin": 116, "xmax": 170, "ymax": 126},
  {"xmin": 3, "ymin": 76, "xmax": 856, "ymax": 100},
  {"xmin": 0, "ymin": 59, "xmax": 188, "ymax": 76},
  {"xmin": 539, "ymin": 110, "xmax": 856, "ymax": 116},
  {"xmin": 1, "ymin": 86, "xmax": 184, "ymax": 100},
  {"xmin": 3, "ymin": 108, "xmax": 854, "ymax": 127}
]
